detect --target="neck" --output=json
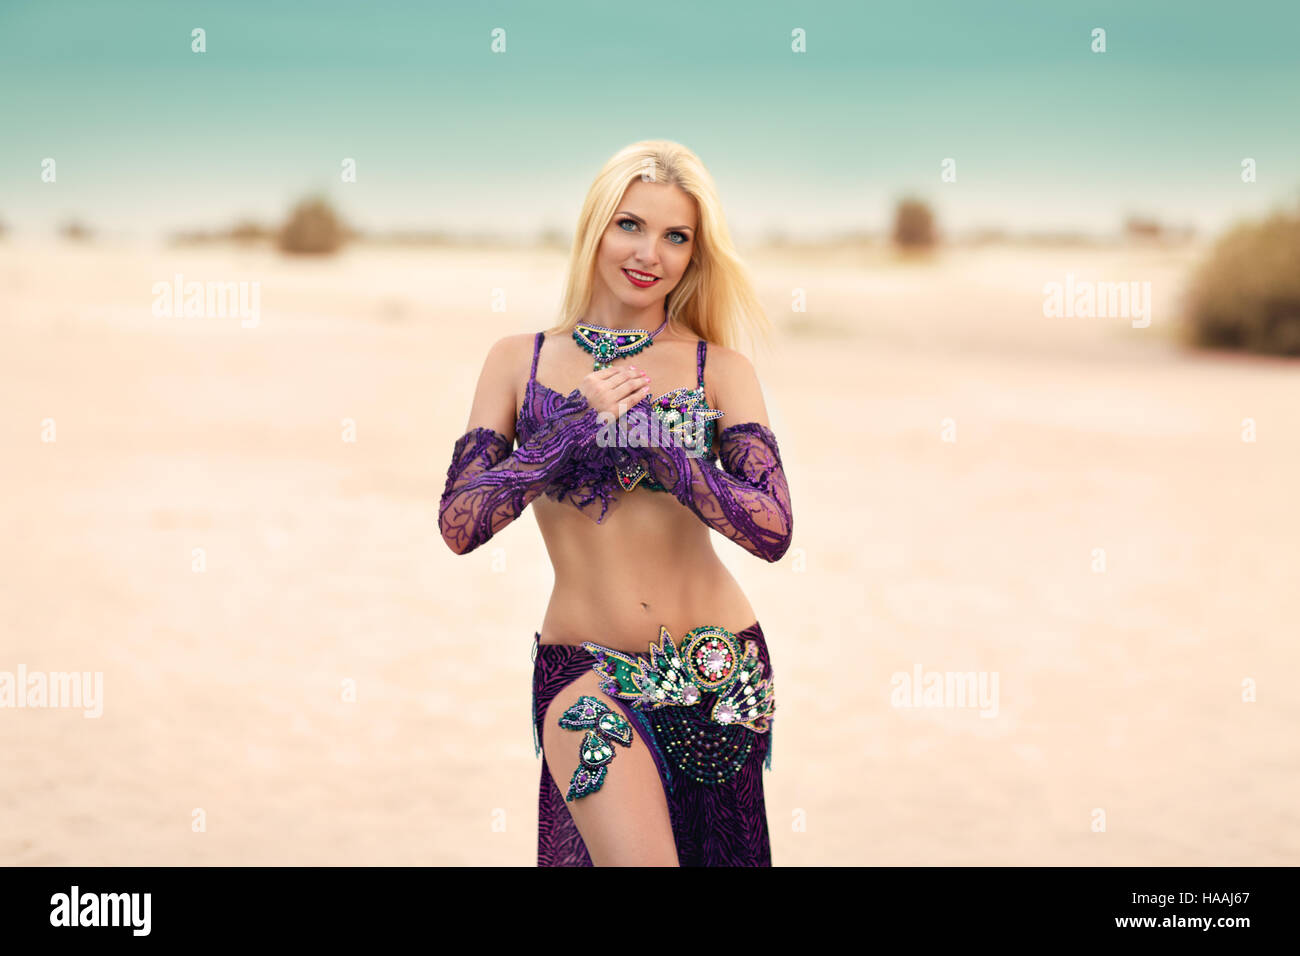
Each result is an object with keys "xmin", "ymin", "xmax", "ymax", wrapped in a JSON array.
[
  {"xmin": 581, "ymin": 284, "xmax": 671, "ymax": 332},
  {"xmin": 656, "ymin": 314, "xmax": 693, "ymax": 342}
]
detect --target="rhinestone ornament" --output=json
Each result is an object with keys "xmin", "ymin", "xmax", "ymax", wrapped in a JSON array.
[
  {"xmin": 615, "ymin": 387, "xmax": 726, "ymax": 492},
  {"xmin": 572, "ymin": 316, "xmax": 668, "ymax": 371},
  {"xmin": 580, "ymin": 625, "xmax": 776, "ymax": 786},
  {"xmin": 556, "ymin": 695, "xmax": 634, "ymax": 801}
]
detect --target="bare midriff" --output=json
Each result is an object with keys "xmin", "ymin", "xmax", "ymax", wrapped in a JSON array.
[{"xmin": 533, "ymin": 488, "xmax": 758, "ymax": 655}]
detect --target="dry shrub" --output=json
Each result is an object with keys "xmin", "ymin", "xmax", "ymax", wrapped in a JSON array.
[
  {"xmin": 1182, "ymin": 208, "xmax": 1300, "ymax": 355},
  {"xmin": 1124, "ymin": 215, "xmax": 1163, "ymax": 239},
  {"xmin": 59, "ymin": 220, "xmax": 93, "ymax": 241},
  {"xmin": 278, "ymin": 196, "xmax": 345, "ymax": 255},
  {"xmin": 893, "ymin": 198, "xmax": 936, "ymax": 249},
  {"xmin": 229, "ymin": 220, "xmax": 273, "ymax": 243}
]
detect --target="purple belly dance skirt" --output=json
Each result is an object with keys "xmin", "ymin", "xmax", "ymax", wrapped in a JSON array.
[{"xmin": 531, "ymin": 620, "xmax": 776, "ymax": 867}]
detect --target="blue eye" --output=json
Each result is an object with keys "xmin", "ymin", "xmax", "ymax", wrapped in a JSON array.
[{"xmin": 617, "ymin": 218, "xmax": 690, "ymax": 245}]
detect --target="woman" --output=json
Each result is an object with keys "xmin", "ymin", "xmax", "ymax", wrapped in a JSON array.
[{"xmin": 438, "ymin": 140, "xmax": 793, "ymax": 866}]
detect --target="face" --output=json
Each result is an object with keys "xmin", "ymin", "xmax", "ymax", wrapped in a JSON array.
[{"xmin": 594, "ymin": 178, "xmax": 697, "ymax": 310}]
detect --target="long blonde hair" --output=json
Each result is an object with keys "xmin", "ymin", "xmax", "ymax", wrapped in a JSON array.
[{"xmin": 547, "ymin": 140, "xmax": 771, "ymax": 356}]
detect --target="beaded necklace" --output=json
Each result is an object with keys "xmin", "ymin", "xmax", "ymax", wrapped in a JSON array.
[{"xmin": 572, "ymin": 313, "xmax": 670, "ymax": 370}]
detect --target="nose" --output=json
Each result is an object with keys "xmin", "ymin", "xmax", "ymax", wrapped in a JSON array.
[{"xmin": 635, "ymin": 239, "xmax": 659, "ymax": 268}]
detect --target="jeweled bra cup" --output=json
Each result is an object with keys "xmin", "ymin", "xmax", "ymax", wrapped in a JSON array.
[
  {"xmin": 613, "ymin": 386, "xmax": 724, "ymax": 492},
  {"xmin": 518, "ymin": 333, "xmax": 723, "ymax": 506},
  {"xmin": 491, "ymin": 330, "xmax": 792, "ymax": 561},
  {"xmin": 579, "ymin": 625, "xmax": 776, "ymax": 786}
]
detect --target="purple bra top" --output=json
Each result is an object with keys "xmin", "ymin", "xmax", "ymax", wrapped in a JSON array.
[
  {"xmin": 516, "ymin": 332, "xmax": 721, "ymax": 482},
  {"xmin": 439, "ymin": 331, "xmax": 792, "ymax": 562}
]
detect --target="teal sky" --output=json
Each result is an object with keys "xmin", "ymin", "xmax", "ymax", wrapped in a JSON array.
[{"xmin": 2, "ymin": 0, "xmax": 1298, "ymax": 240}]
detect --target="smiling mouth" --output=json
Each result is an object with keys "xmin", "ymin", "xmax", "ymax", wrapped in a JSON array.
[{"xmin": 622, "ymin": 268, "xmax": 661, "ymax": 286}]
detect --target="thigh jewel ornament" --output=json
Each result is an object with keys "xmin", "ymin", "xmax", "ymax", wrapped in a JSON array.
[
  {"xmin": 572, "ymin": 314, "xmax": 669, "ymax": 371},
  {"xmin": 581, "ymin": 626, "xmax": 775, "ymax": 785},
  {"xmin": 556, "ymin": 695, "xmax": 635, "ymax": 801}
]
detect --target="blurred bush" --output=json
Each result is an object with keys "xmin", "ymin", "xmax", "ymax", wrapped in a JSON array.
[
  {"xmin": 893, "ymin": 198, "xmax": 936, "ymax": 248},
  {"xmin": 1124, "ymin": 214, "xmax": 1196, "ymax": 244},
  {"xmin": 59, "ymin": 219, "xmax": 93, "ymax": 241},
  {"xmin": 278, "ymin": 196, "xmax": 346, "ymax": 255},
  {"xmin": 1124, "ymin": 215, "xmax": 1164, "ymax": 239},
  {"xmin": 229, "ymin": 219, "xmax": 274, "ymax": 243},
  {"xmin": 364, "ymin": 229, "xmax": 452, "ymax": 246},
  {"xmin": 1182, "ymin": 208, "xmax": 1300, "ymax": 356},
  {"xmin": 169, "ymin": 220, "xmax": 273, "ymax": 245}
]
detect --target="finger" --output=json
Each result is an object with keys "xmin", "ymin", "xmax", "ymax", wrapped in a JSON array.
[
  {"xmin": 592, "ymin": 371, "xmax": 644, "ymax": 398},
  {"xmin": 612, "ymin": 366, "xmax": 645, "ymax": 384},
  {"xmin": 589, "ymin": 367, "xmax": 640, "ymax": 390},
  {"xmin": 594, "ymin": 365, "xmax": 641, "ymax": 380},
  {"xmin": 616, "ymin": 391, "xmax": 652, "ymax": 417},
  {"xmin": 613, "ymin": 376, "xmax": 650, "ymax": 399}
]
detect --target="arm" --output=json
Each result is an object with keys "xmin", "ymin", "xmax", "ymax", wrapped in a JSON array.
[
  {"xmin": 439, "ymin": 388, "xmax": 604, "ymax": 554},
  {"xmin": 629, "ymin": 414, "xmax": 792, "ymax": 562},
  {"xmin": 438, "ymin": 336, "xmax": 604, "ymax": 554},
  {"xmin": 620, "ymin": 347, "xmax": 793, "ymax": 562}
]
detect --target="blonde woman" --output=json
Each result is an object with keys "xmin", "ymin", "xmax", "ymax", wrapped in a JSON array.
[{"xmin": 439, "ymin": 140, "xmax": 793, "ymax": 866}]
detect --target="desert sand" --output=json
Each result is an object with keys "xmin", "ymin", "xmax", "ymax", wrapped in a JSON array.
[{"xmin": 1, "ymin": 237, "xmax": 1296, "ymax": 865}]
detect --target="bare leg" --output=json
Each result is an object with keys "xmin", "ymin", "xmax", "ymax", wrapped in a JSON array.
[{"xmin": 541, "ymin": 670, "xmax": 679, "ymax": 866}]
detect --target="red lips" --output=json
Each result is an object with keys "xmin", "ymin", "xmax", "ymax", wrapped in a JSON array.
[{"xmin": 622, "ymin": 268, "xmax": 660, "ymax": 288}]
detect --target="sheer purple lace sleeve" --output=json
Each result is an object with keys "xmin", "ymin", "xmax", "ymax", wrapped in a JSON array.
[
  {"xmin": 438, "ymin": 388, "xmax": 603, "ymax": 554},
  {"xmin": 621, "ymin": 400, "xmax": 793, "ymax": 562}
]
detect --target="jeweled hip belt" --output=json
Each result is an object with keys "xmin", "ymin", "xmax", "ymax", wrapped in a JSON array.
[
  {"xmin": 582, "ymin": 625, "xmax": 775, "ymax": 732},
  {"xmin": 552, "ymin": 625, "xmax": 775, "ymax": 793}
]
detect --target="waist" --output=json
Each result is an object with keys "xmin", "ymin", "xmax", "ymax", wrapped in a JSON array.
[
  {"xmin": 539, "ymin": 583, "xmax": 756, "ymax": 651},
  {"xmin": 535, "ymin": 619, "xmax": 766, "ymax": 655}
]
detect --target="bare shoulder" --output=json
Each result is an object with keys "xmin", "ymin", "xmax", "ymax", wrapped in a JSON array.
[
  {"xmin": 484, "ymin": 331, "xmax": 536, "ymax": 368},
  {"xmin": 704, "ymin": 341, "xmax": 756, "ymax": 380},
  {"xmin": 704, "ymin": 341, "xmax": 769, "ymax": 430},
  {"xmin": 461, "ymin": 332, "xmax": 536, "ymax": 439}
]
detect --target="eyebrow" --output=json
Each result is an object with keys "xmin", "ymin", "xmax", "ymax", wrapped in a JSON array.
[{"xmin": 615, "ymin": 211, "xmax": 694, "ymax": 234}]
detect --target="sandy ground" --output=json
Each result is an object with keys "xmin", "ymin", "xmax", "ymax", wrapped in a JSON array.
[{"xmin": 1, "ymin": 237, "xmax": 1296, "ymax": 865}]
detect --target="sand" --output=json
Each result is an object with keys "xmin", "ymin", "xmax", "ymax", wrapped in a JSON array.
[{"xmin": 1, "ymin": 237, "xmax": 1296, "ymax": 865}]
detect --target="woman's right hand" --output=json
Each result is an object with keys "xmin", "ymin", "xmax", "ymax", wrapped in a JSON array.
[{"xmin": 579, "ymin": 365, "xmax": 653, "ymax": 419}]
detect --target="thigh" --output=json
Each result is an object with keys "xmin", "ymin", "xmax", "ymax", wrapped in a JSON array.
[{"xmin": 541, "ymin": 669, "xmax": 678, "ymax": 866}]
